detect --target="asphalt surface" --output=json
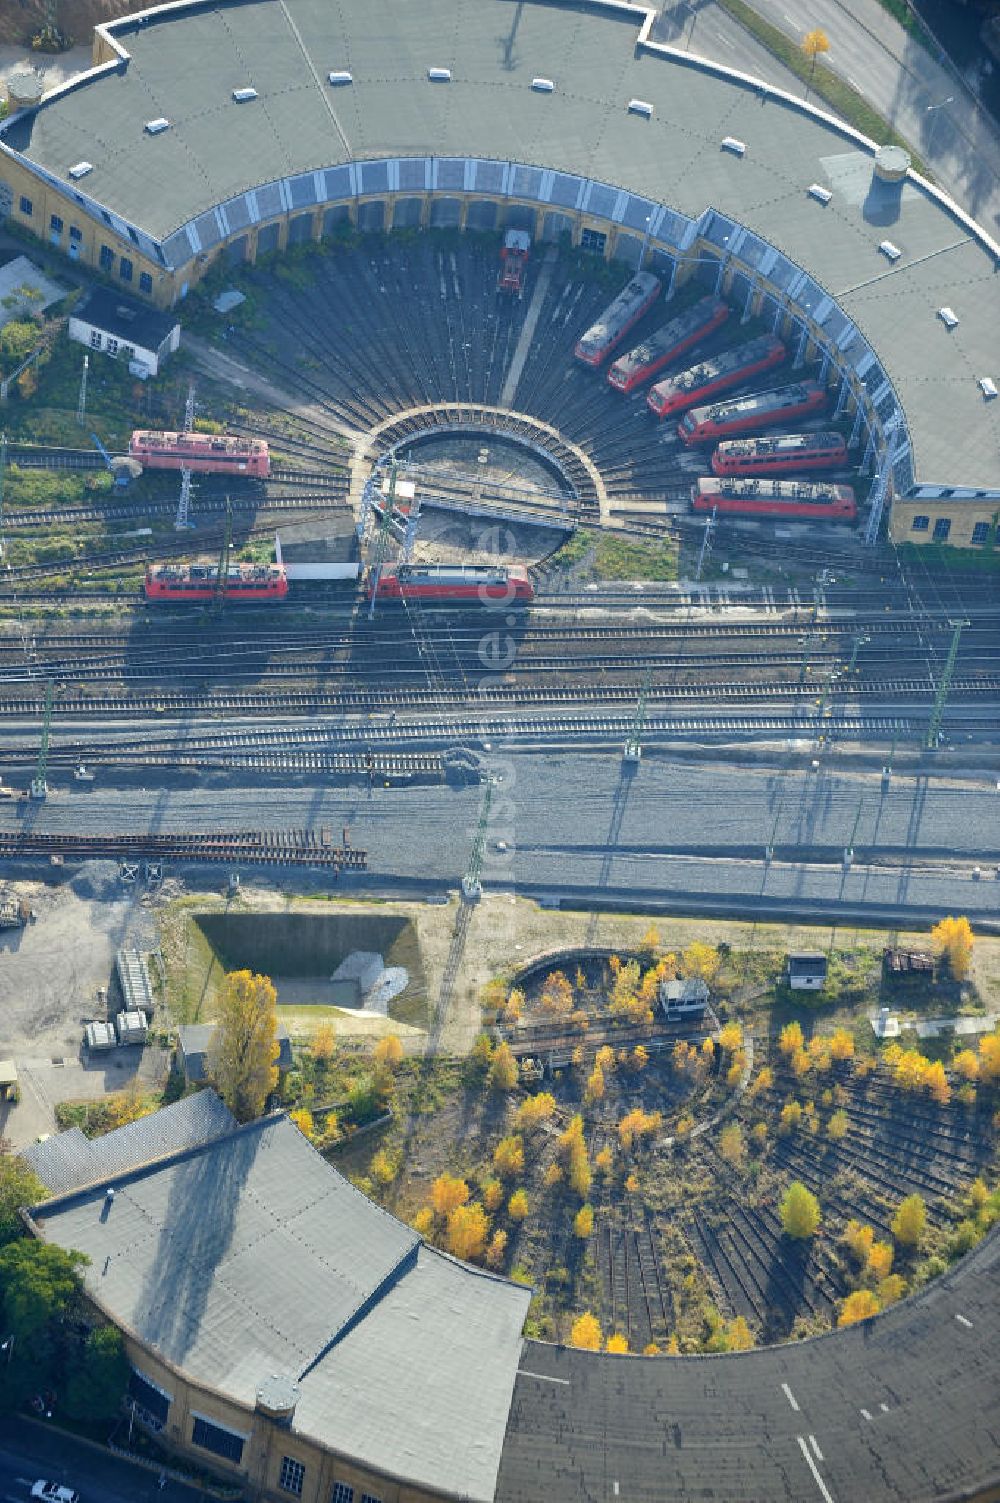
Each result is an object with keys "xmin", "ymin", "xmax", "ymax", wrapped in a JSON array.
[
  {"xmin": 0, "ymin": 1417, "xmax": 201, "ymax": 1503},
  {"xmin": 496, "ymin": 1215, "xmax": 1000, "ymax": 1502},
  {"xmin": 4, "ymin": 753, "xmax": 998, "ymax": 925}
]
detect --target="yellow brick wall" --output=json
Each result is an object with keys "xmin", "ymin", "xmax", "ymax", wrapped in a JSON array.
[{"xmin": 889, "ymin": 496, "xmax": 998, "ymax": 548}]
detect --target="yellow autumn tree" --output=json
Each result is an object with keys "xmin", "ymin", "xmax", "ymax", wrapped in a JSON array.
[
  {"xmin": 682, "ymin": 941, "xmax": 720, "ymax": 982},
  {"xmin": 508, "ymin": 1189, "xmax": 529, "ymax": 1221},
  {"xmin": 502, "ymin": 988, "xmax": 525, "ymax": 1025},
  {"xmin": 954, "ymin": 1049, "xmax": 980, "ymax": 1083},
  {"xmin": 493, "ymin": 1135, "xmax": 525, "ymax": 1178},
  {"xmin": 515, "ymin": 1093, "xmax": 556, "ymax": 1131},
  {"xmin": 828, "ymin": 1028, "xmax": 855, "ymax": 1062},
  {"xmin": 584, "ymin": 1064, "xmax": 605, "ymax": 1104},
  {"xmin": 717, "ymin": 1021, "xmax": 743, "ymax": 1053},
  {"xmin": 208, "ymin": 969, "xmax": 279, "ymax": 1122},
  {"xmin": 574, "ymin": 1204, "xmax": 594, "ymax": 1238},
  {"xmin": 312, "ymin": 1022, "xmax": 336, "ymax": 1063},
  {"xmin": 446, "ymin": 1202, "xmax": 489, "ymax": 1261},
  {"xmin": 431, "ymin": 1174, "xmax": 470, "ymax": 1217},
  {"xmin": 482, "ymin": 1178, "xmax": 504, "ymax": 1212},
  {"xmin": 891, "ymin": 1194, "xmax": 926, "ymax": 1247},
  {"xmin": 605, "ymin": 1333, "xmax": 629, "ymax": 1353},
  {"xmin": 727, "ymin": 1315, "xmax": 754, "ymax": 1351},
  {"xmin": 569, "ymin": 1312, "xmax": 602, "ymax": 1350},
  {"xmin": 488, "ymin": 1041, "xmax": 519, "ymax": 1091},
  {"xmin": 373, "ymin": 1034, "xmax": 404, "ymax": 1071},
  {"xmin": 838, "ymin": 1289, "xmax": 880, "ymax": 1326},
  {"xmin": 370, "ymin": 1148, "xmax": 397, "ymax": 1185},
  {"xmin": 978, "ymin": 1033, "xmax": 1000, "ymax": 1084},
  {"xmin": 618, "ymin": 1108, "xmax": 662, "ymax": 1152},
  {"xmin": 289, "ymin": 1108, "xmax": 314, "ymax": 1139},
  {"xmin": 843, "ymin": 1220, "xmax": 875, "ymax": 1263},
  {"xmin": 866, "ymin": 1241, "xmax": 893, "ymax": 1280},
  {"xmin": 486, "ymin": 1229, "xmax": 508, "ymax": 1269},
  {"xmin": 540, "ymin": 971, "xmax": 574, "ymax": 1017},
  {"xmin": 827, "ymin": 1109, "xmax": 849, "ymax": 1141},
  {"xmin": 931, "ymin": 915, "xmax": 974, "ymax": 981},
  {"xmin": 557, "ymin": 1115, "xmax": 591, "ymax": 1197},
  {"xmin": 778, "ymin": 1100, "xmax": 802, "ymax": 1135},
  {"xmin": 778, "ymin": 1020, "xmax": 804, "ymax": 1058},
  {"xmin": 747, "ymin": 1065, "xmax": 773, "ymax": 1098}
]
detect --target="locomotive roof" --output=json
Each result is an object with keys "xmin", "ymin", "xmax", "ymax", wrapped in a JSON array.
[
  {"xmin": 1, "ymin": 0, "xmax": 997, "ymax": 490},
  {"xmin": 704, "ymin": 381, "xmax": 817, "ymax": 419},
  {"xmin": 578, "ymin": 272, "xmax": 660, "ymax": 349},
  {"xmin": 671, "ymin": 334, "xmax": 780, "ymax": 389},
  {"xmin": 613, "ymin": 296, "xmax": 725, "ymax": 368}
]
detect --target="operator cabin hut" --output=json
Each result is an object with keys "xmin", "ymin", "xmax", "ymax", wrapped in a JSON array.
[
  {"xmin": 68, "ymin": 286, "xmax": 179, "ymax": 377},
  {"xmin": 659, "ymin": 977, "xmax": 710, "ymax": 1020},
  {"xmin": 786, "ymin": 952, "xmax": 828, "ymax": 991}
]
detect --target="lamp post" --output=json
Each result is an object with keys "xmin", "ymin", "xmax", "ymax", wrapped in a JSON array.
[{"xmin": 925, "ymin": 96, "xmax": 954, "ymax": 157}]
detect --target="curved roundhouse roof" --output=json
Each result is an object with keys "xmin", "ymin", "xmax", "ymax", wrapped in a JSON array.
[{"xmin": 1, "ymin": 0, "xmax": 998, "ymax": 491}]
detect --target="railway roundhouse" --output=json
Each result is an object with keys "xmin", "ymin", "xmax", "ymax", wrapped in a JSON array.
[
  {"xmin": 0, "ymin": 0, "xmax": 997, "ymax": 541},
  {"xmin": 3, "ymin": 4, "xmax": 1000, "ymax": 1499}
]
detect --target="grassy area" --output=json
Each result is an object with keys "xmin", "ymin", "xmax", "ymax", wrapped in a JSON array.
[
  {"xmin": 898, "ymin": 541, "xmax": 1000, "ymax": 573},
  {"xmin": 593, "ymin": 532, "xmax": 678, "ymax": 581},
  {"xmin": 874, "ymin": 0, "xmax": 929, "ymax": 44},
  {"xmin": 547, "ymin": 528, "xmax": 595, "ymax": 570},
  {"xmin": 715, "ymin": 0, "xmax": 927, "ymax": 172}
]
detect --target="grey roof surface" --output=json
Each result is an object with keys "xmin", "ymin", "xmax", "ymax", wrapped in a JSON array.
[
  {"xmin": 73, "ymin": 287, "xmax": 178, "ymax": 350},
  {"xmin": 32, "ymin": 1111, "xmax": 529, "ymax": 1502},
  {"xmin": 22, "ymin": 1088, "xmax": 236, "ymax": 1194},
  {"xmin": 496, "ymin": 1222, "xmax": 1000, "ymax": 1502},
  {"xmin": 0, "ymin": 0, "xmax": 996, "ymax": 489}
]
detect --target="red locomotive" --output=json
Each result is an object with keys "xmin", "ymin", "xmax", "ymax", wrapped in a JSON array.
[
  {"xmin": 606, "ymin": 296, "xmax": 729, "ymax": 393},
  {"xmin": 129, "ymin": 430, "xmax": 271, "ymax": 479},
  {"xmin": 678, "ymin": 381, "xmax": 827, "ymax": 445},
  {"xmin": 367, "ymin": 563, "xmax": 534, "ymax": 602},
  {"xmin": 144, "ymin": 562, "xmax": 289, "ymax": 602},
  {"xmin": 691, "ymin": 476, "xmax": 857, "ymax": 521},
  {"xmin": 647, "ymin": 334, "xmax": 785, "ymax": 418},
  {"xmin": 574, "ymin": 272, "xmax": 660, "ymax": 367},
  {"xmin": 498, "ymin": 229, "xmax": 531, "ymax": 296},
  {"xmin": 711, "ymin": 431, "xmax": 848, "ymax": 477}
]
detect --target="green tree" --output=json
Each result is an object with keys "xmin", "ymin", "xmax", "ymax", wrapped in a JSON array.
[
  {"xmin": 208, "ymin": 969, "xmax": 279, "ymax": 1121},
  {"xmin": 0, "ymin": 1157, "xmax": 46, "ymax": 1245},
  {"xmin": 63, "ymin": 1326, "xmax": 129, "ymax": 1421},
  {"xmin": 779, "ymin": 1181, "xmax": 820, "ymax": 1239},
  {"xmin": 0, "ymin": 1241, "xmax": 86, "ymax": 1339}
]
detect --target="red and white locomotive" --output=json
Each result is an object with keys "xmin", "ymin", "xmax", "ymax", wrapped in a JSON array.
[{"xmin": 129, "ymin": 430, "xmax": 271, "ymax": 479}]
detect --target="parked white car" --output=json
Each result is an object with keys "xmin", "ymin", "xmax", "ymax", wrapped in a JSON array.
[{"xmin": 31, "ymin": 1483, "xmax": 80, "ymax": 1503}]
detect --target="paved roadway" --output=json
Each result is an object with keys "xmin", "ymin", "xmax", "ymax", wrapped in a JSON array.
[
  {"xmin": 5, "ymin": 753, "xmax": 998, "ymax": 924},
  {"xmin": 496, "ymin": 1213, "xmax": 1000, "ymax": 1501},
  {"xmin": 0, "ymin": 1417, "xmax": 200, "ymax": 1503}
]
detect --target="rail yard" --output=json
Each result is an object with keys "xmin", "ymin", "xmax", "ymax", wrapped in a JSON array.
[{"xmin": 1, "ymin": 1, "xmax": 999, "ymax": 1495}]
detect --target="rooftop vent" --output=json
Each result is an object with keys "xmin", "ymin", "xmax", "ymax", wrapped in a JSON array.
[
  {"xmin": 68, "ymin": 161, "xmax": 93, "ymax": 180},
  {"xmin": 937, "ymin": 306, "xmax": 959, "ymax": 329},
  {"xmin": 232, "ymin": 87, "xmax": 258, "ymax": 102},
  {"xmin": 721, "ymin": 136, "xmax": 746, "ymax": 156},
  {"xmin": 531, "ymin": 77, "xmax": 555, "ymax": 92},
  {"xmin": 808, "ymin": 183, "xmax": 832, "ymax": 204},
  {"xmin": 144, "ymin": 117, "xmax": 169, "ymax": 135},
  {"xmin": 328, "ymin": 70, "xmax": 352, "ymax": 85},
  {"xmin": 628, "ymin": 98, "xmax": 653, "ymax": 117},
  {"xmin": 878, "ymin": 240, "xmax": 902, "ymax": 262},
  {"xmin": 428, "ymin": 67, "xmax": 451, "ymax": 82},
  {"xmin": 979, "ymin": 376, "xmax": 998, "ymax": 400}
]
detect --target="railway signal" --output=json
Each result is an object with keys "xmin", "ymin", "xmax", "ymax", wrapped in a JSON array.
[{"xmin": 623, "ymin": 669, "xmax": 652, "ymax": 765}]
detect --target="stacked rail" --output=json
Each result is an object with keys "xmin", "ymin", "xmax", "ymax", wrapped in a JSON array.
[{"xmin": 0, "ymin": 829, "xmax": 366, "ymax": 870}]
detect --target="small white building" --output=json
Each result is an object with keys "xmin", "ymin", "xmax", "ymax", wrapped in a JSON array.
[
  {"xmin": 68, "ymin": 286, "xmax": 180, "ymax": 377},
  {"xmin": 659, "ymin": 976, "xmax": 710, "ymax": 1019},
  {"xmin": 114, "ymin": 1009, "xmax": 149, "ymax": 1046},
  {"xmin": 787, "ymin": 952, "xmax": 828, "ymax": 991}
]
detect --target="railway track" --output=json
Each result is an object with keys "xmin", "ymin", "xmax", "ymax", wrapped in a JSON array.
[{"xmin": 0, "ymin": 828, "xmax": 366, "ymax": 870}]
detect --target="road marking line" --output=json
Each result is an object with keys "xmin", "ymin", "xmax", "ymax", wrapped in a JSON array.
[
  {"xmin": 860, "ymin": 1408, "xmax": 872, "ymax": 1421},
  {"xmin": 848, "ymin": 77, "xmax": 862, "ymax": 92},
  {"xmin": 798, "ymin": 1434, "xmax": 837, "ymax": 1503},
  {"xmin": 782, "ymin": 1382, "xmax": 801, "ymax": 1411},
  {"xmin": 809, "ymin": 1434, "xmax": 825, "ymax": 1462},
  {"xmin": 518, "ymin": 1369, "xmax": 570, "ymax": 1385},
  {"xmin": 956, "ymin": 1313, "xmax": 974, "ymax": 1328}
]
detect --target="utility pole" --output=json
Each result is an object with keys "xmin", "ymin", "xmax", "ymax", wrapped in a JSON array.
[
  {"xmin": 847, "ymin": 631, "xmax": 870, "ymax": 676},
  {"xmin": 211, "ymin": 498, "xmax": 233, "ymax": 617},
  {"xmin": 926, "ymin": 619, "xmax": 968, "ymax": 749},
  {"xmin": 174, "ymin": 381, "xmax": 196, "ymax": 530},
  {"xmin": 623, "ymin": 667, "xmax": 652, "ymax": 764},
  {"xmin": 76, "ymin": 354, "xmax": 88, "ymax": 426},
  {"xmin": 694, "ymin": 505, "xmax": 716, "ymax": 582},
  {"xmin": 31, "ymin": 679, "xmax": 53, "ymax": 800},
  {"xmin": 461, "ymin": 778, "xmax": 493, "ymax": 903}
]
